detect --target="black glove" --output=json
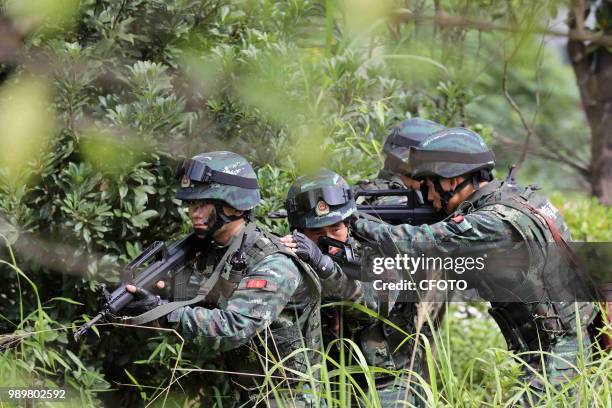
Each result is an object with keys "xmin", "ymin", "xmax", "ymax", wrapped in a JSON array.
[
  {"xmin": 123, "ymin": 286, "xmax": 167, "ymax": 316},
  {"xmin": 292, "ymin": 231, "xmax": 334, "ymax": 278}
]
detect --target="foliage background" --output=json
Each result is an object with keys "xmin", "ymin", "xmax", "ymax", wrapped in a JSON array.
[{"xmin": 0, "ymin": 0, "xmax": 610, "ymax": 406}]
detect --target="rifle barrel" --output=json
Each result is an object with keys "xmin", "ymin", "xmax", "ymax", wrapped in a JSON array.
[{"xmin": 74, "ymin": 313, "xmax": 104, "ymax": 341}]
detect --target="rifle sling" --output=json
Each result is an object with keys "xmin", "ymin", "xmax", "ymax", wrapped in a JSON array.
[{"xmin": 127, "ymin": 222, "xmax": 256, "ymax": 326}]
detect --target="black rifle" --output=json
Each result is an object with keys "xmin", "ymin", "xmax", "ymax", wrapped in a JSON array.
[
  {"xmin": 318, "ymin": 236, "xmax": 369, "ymax": 281},
  {"xmin": 268, "ymin": 189, "xmax": 441, "ymax": 226},
  {"xmin": 355, "ymin": 189, "xmax": 443, "ymax": 225},
  {"xmin": 74, "ymin": 233, "xmax": 196, "ymax": 341}
]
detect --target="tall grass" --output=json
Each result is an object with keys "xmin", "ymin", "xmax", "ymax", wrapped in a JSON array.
[{"xmin": 1, "ymin": 231, "xmax": 611, "ymax": 406}]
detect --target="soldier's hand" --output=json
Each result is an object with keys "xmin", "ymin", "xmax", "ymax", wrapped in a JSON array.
[
  {"xmin": 292, "ymin": 231, "xmax": 334, "ymax": 278},
  {"xmin": 124, "ymin": 284, "xmax": 168, "ymax": 315},
  {"xmin": 279, "ymin": 234, "xmax": 297, "ymax": 252}
]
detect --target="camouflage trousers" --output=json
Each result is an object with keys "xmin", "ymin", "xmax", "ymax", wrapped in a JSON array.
[
  {"xmin": 348, "ymin": 374, "xmax": 424, "ymax": 408},
  {"xmin": 516, "ymin": 329, "xmax": 593, "ymax": 407},
  {"xmin": 237, "ymin": 383, "xmax": 323, "ymax": 407}
]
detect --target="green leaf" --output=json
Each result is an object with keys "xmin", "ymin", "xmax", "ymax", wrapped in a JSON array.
[
  {"xmin": 124, "ymin": 369, "xmax": 141, "ymax": 387},
  {"xmin": 65, "ymin": 350, "xmax": 86, "ymax": 371},
  {"xmin": 48, "ymin": 297, "xmax": 83, "ymax": 306}
]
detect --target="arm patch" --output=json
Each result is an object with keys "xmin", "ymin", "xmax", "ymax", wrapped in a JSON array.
[
  {"xmin": 238, "ymin": 277, "xmax": 278, "ymax": 292},
  {"xmin": 450, "ymin": 215, "xmax": 473, "ymax": 233}
]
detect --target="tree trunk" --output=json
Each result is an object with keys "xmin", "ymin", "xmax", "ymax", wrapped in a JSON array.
[{"xmin": 567, "ymin": 2, "xmax": 612, "ymax": 205}]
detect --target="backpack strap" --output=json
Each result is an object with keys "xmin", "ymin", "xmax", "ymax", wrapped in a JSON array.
[{"xmin": 126, "ymin": 222, "xmax": 256, "ymax": 326}]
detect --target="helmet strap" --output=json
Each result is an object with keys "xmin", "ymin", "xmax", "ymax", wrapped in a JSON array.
[
  {"xmin": 471, "ymin": 173, "xmax": 480, "ymax": 191},
  {"xmin": 193, "ymin": 203, "xmax": 246, "ymax": 238},
  {"xmin": 213, "ymin": 202, "xmax": 245, "ymax": 228},
  {"xmin": 433, "ymin": 178, "xmax": 453, "ymax": 209},
  {"xmin": 433, "ymin": 176, "xmax": 474, "ymax": 211}
]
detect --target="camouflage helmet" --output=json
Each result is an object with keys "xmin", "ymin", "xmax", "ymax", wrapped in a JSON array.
[
  {"xmin": 383, "ymin": 117, "xmax": 445, "ymax": 175},
  {"xmin": 285, "ymin": 169, "xmax": 356, "ymax": 229},
  {"xmin": 409, "ymin": 127, "xmax": 495, "ymax": 179},
  {"xmin": 175, "ymin": 151, "xmax": 260, "ymax": 211}
]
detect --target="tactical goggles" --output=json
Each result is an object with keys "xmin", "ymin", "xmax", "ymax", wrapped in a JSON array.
[
  {"xmin": 176, "ymin": 159, "xmax": 258, "ymax": 189},
  {"xmin": 383, "ymin": 131, "xmax": 420, "ymax": 153},
  {"xmin": 383, "ymin": 149, "xmax": 412, "ymax": 175},
  {"xmin": 285, "ymin": 186, "xmax": 353, "ymax": 213}
]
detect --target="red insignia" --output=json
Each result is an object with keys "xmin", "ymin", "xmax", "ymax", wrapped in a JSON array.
[
  {"xmin": 314, "ymin": 200, "xmax": 329, "ymax": 216},
  {"xmin": 246, "ymin": 279, "xmax": 267, "ymax": 289},
  {"xmin": 451, "ymin": 215, "xmax": 464, "ymax": 223}
]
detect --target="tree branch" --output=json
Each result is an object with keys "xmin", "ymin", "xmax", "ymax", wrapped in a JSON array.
[
  {"xmin": 501, "ymin": 62, "xmax": 533, "ymax": 167},
  {"xmin": 495, "ymin": 132, "xmax": 590, "ymax": 178},
  {"xmin": 394, "ymin": 9, "xmax": 612, "ymax": 47}
]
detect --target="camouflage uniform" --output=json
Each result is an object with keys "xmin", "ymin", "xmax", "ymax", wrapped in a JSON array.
[
  {"xmin": 354, "ymin": 128, "xmax": 597, "ymax": 401},
  {"xmin": 285, "ymin": 170, "xmax": 422, "ymax": 407},
  {"xmin": 169, "ymin": 151, "xmax": 323, "ymax": 407},
  {"xmin": 353, "ymin": 117, "xmax": 447, "ymax": 388},
  {"xmin": 168, "ymin": 224, "xmax": 322, "ymax": 407},
  {"xmin": 316, "ymin": 241, "xmax": 422, "ymax": 408}
]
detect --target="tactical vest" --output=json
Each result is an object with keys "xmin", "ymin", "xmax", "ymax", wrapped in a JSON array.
[
  {"xmin": 343, "ymin": 233, "xmax": 421, "ymax": 377},
  {"xmin": 456, "ymin": 180, "xmax": 596, "ymax": 356},
  {"xmin": 172, "ymin": 224, "xmax": 322, "ymax": 382},
  {"xmin": 353, "ymin": 176, "xmax": 438, "ymax": 379}
]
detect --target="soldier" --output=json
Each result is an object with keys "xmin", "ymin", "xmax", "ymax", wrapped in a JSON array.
[
  {"xmin": 355, "ymin": 117, "xmax": 447, "ymax": 371},
  {"xmin": 349, "ymin": 127, "xmax": 597, "ymax": 404},
  {"xmin": 279, "ymin": 169, "xmax": 423, "ymax": 407},
  {"xmin": 124, "ymin": 151, "xmax": 322, "ymax": 407},
  {"xmin": 354, "ymin": 117, "xmax": 445, "ymax": 207}
]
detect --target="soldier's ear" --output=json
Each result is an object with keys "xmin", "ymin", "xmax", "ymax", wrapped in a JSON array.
[{"xmin": 222, "ymin": 205, "xmax": 244, "ymax": 217}]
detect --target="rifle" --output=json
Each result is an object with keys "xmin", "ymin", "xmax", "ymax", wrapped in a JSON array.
[
  {"xmin": 354, "ymin": 189, "xmax": 443, "ymax": 225},
  {"xmin": 268, "ymin": 189, "xmax": 442, "ymax": 226},
  {"xmin": 74, "ymin": 233, "xmax": 196, "ymax": 341},
  {"xmin": 317, "ymin": 235, "xmax": 365, "ymax": 280}
]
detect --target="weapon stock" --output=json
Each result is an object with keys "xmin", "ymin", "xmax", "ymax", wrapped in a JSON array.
[{"xmin": 74, "ymin": 233, "xmax": 196, "ymax": 341}]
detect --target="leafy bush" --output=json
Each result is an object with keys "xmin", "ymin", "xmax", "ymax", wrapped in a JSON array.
[{"xmin": 551, "ymin": 192, "xmax": 612, "ymax": 242}]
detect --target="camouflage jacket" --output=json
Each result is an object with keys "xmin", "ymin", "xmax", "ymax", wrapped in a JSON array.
[
  {"xmin": 318, "ymin": 236, "xmax": 419, "ymax": 373},
  {"xmin": 351, "ymin": 179, "xmax": 596, "ymax": 386},
  {"xmin": 351, "ymin": 180, "xmax": 597, "ymax": 301},
  {"xmin": 168, "ymin": 222, "xmax": 321, "ymax": 360}
]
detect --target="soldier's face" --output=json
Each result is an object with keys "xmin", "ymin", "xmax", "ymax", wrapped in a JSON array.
[
  {"xmin": 303, "ymin": 221, "xmax": 349, "ymax": 255},
  {"xmin": 187, "ymin": 201, "xmax": 217, "ymax": 233}
]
